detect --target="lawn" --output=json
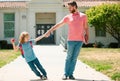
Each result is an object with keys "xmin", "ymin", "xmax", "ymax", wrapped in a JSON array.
[
  {"xmin": 78, "ymin": 48, "xmax": 120, "ymax": 81},
  {"xmin": 0, "ymin": 50, "xmax": 20, "ymax": 68}
]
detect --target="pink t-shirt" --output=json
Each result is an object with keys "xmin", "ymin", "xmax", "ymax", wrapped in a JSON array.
[{"xmin": 62, "ymin": 12, "xmax": 87, "ymax": 42}]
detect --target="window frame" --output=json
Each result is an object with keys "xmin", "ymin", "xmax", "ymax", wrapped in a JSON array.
[
  {"xmin": 4, "ymin": 13, "xmax": 15, "ymax": 38},
  {"xmin": 95, "ymin": 27, "xmax": 106, "ymax": 37}
]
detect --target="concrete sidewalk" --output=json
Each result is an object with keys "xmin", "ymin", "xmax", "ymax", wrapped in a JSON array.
[{"xmin": 0, "ymin": 45, "xmax": 111, "ymax": 81}]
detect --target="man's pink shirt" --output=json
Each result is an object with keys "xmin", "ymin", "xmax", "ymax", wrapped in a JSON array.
[{"xmin": 62, "ymin": 12, "xmax": 87, "ymax": 42}]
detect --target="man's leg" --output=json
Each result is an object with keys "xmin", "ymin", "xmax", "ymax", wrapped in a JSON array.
[
  {"xmin": 64, "ymin": 41, "xmax": 76, "ymax": 77},
  {"xmin": 69, "ymin": 41, "xmax": 83, "ymax": 77}
]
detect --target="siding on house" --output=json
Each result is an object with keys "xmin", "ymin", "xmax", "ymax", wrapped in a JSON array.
[
  {"xmin": 0, "ymin": 0, "xmax": 64, "ymax": 45},
  {"xmin": 0, "ymin": 8, "xmax": 27, "ymax": 43},
  {"xmin": 27, "ymin": 0, "xmax": 64, "ymax": 44}
]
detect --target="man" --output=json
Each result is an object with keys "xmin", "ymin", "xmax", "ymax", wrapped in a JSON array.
[{"xmin": 45, "ymin": 1, "xmax": 89, "ymax": 80}]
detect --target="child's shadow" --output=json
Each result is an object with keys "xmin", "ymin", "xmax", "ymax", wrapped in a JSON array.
[{"xmin": 30, "ymin": 79, "xmax": 44, "ymax": 81}]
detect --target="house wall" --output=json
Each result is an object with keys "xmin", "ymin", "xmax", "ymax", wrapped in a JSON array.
[
  {"xmin": 0, "ymin": 8, "xmax": 27, "ymax": 44},
  {"xmin": 89, "ymin": 27, "xmax": 117, "ymax": 46},
  {"xmin": 0, "ymin": 0, "xmax": 64, "ymax": 45},
  {"xmin": 27, "ymin": 0, "xmax": 64, "ymax": 45}
]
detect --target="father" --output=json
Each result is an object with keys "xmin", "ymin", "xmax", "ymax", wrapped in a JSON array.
[{"xmin": 45, "ymin": 1, "xmax": 89, "ymax": 80}]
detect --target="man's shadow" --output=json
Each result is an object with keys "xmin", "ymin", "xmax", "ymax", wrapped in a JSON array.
[{"xmin": 76, "ymin": 79, "xmax": 92, "ymax": 81}]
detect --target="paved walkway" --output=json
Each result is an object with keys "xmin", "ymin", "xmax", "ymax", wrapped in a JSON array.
[{"xmin": 0, "ymin": 45, "xmax": 111, "ymax": 81}]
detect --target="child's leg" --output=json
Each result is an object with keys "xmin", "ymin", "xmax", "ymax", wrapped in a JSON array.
[
  {"xmin": 27, "ymin": 60, "xmax": 42, "ymax": 77},
  {"xmin": 34, "ymin": 58, "xmax": 47, "ymax": 76}
]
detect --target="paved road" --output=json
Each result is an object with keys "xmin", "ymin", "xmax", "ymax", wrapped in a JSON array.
[{"xmin": 0, "ymin": 45, "xmax": 111, "ymax": 81}]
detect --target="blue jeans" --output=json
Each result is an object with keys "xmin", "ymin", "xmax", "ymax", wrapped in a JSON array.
[
  {"xmin": 27, "ymin": 58, "xmax": 47, "ymax": 77},
  {"xmin": 65, "ymin": 41, "xmax": 83, "ymax": 76}
]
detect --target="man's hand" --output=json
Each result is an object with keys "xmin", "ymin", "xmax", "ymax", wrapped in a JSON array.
[
  {"xmin": 44, "ymin": 21, "xmax": 65, "ymax": 38},
  {"xmin": 85, "ymin": 34, "xmax": 89, "ymax": 45}
]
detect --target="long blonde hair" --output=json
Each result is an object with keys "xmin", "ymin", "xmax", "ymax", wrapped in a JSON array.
[{"xmin": 19, "ymin": 31, "xmax": 29, "ymax": 44}]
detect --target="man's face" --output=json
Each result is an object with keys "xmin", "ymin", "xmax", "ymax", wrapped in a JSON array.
[{"xmin": 68, "ymin": 5, "xmax": 76, "ymax": 13}]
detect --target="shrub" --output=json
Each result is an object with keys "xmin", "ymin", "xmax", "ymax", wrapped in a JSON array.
[
  {"xmin": 0, "ymin": 40, "xmax": 7, "ymax": 49},
  {"xmin": 108, "ymin": 42, "xmax": 118, "ymax": 48}
]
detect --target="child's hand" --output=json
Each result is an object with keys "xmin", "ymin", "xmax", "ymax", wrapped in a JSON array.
[
  {"xmin": 42, "ymin": 34, "xmax": 45, "ymax": 38},
  {"xmin": 10, "ymin": 38, "xmax": 15, "ymax": 44}
]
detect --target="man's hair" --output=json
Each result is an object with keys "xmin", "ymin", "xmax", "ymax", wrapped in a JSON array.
[{"xmin": 68, "ymin": 1, "xmax": 78, "ymax": 9}]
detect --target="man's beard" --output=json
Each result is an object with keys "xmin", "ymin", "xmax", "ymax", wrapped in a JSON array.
[{"xmin": 70, "ymin": 9, "xmax": 76, "ymax": 13}]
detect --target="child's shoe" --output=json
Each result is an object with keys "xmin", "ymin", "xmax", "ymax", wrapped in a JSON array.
[{"xmin": 41, "ymin": 75, "xmax": 47, "ymax": 80}]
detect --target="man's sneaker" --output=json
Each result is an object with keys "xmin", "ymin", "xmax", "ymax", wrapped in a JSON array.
[
  {"xmin": 40, "ymin": 75, "xmax": 47, "ymax": 80},
  {"xmin": 69, "ymin": 75, "xmax": 75, "ymax": 80},
  {"xmin": 62, "ymin": 75, "xmax": 68, "ymax": 80}
]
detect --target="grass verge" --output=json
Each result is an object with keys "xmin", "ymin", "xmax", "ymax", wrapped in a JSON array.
[
  {"xmin": 78, "ymin": 48, "xmax": 120, "ymax": 81},
  {"xmin": 0, "ymin": 50, "xmax": 20, "ymax": 68}
]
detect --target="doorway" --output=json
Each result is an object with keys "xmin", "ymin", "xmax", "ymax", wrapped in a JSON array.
[{"xmin": 36, "ymin": 13, "xmax": 56, "ymax": 44}]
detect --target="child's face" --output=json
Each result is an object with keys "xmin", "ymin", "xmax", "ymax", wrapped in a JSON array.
[{"xmin": 24, "ymin": 35, "xmax": 30, "ymax": 42}]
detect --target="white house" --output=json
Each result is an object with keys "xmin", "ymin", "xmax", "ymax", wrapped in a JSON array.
[{"xmin": 0, "ymin": 0, "xmax": 119, "ymax": 47}]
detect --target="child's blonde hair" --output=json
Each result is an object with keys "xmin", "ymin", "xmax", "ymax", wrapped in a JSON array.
[{"xmin": 19, "ymin": 31, "xmax": 29, "ymax": 44}]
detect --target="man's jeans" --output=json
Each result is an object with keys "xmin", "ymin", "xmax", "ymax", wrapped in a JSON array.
[
  {"xmin": 65, "ymin": 41, "xmax": 83, "ymax": 76},
  {"xmin": 28, "ymin": 58, "xmax": 47, "ymax": 77}
]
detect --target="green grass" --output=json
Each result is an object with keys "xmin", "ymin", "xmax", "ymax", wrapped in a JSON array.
[
  {"xmin": 112, "ymin": 72, "xmax": 120, "ymax": 81},
  {"xmin": 0, "ymin": 50, "xmax": 20, "ymax": 68},
  {"xmin": 78, "ymin": 48, "xmax": 120, "ymax": 81},
  {"xmin": 82, "ymin": 59, "xmax": 112, "ymax": 71}
]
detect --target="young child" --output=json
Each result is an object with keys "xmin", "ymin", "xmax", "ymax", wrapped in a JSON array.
[{"xmin": 11, "ymin": 31, "xmax": 47, "ymax": 80}]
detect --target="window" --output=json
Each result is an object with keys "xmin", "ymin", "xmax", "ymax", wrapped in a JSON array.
[
  {"xmin": 95, "ymin": 27, "xmax": 106, "ymax": 37},
  {"xmin": 4, "ymin": 13, "xmax": 15, "ymax": 38}
]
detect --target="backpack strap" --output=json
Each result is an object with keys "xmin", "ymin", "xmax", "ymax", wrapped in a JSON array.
[
  {"xmin": 19, "ymin": 44, "xmax": 24, "ymax": 58},
  {"xmin": 30, "ymin": 41, "xmax": 33, "ymax": 48},
  {"xmin": 19, "ymin": 41, "xmax": 33, "ymax": 58}
]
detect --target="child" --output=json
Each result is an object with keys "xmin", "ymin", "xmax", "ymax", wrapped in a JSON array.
[{"xmin": 11, "ymin": 31, "xmax": 47, "ymax": 80}]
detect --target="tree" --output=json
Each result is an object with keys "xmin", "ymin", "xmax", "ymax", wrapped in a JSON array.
[{"xmin": 86, "ymin": 4, "xmax": 120, "ymax": 48}]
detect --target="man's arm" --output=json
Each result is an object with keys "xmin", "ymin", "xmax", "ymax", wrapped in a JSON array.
[
  {"xmin": 35, "ymin": 35, "xmax": 45, "ymax": 42},
  {"xmin": 45, "ymin": 21, "xmax": 66, "ymax": 37},
  {"xmin": 84, "ymin": 18, "xmax": 89, "ymax": 44},
  {"xmin": 35, "ymin": 20, "xmax": 65, "ymax": 41}
]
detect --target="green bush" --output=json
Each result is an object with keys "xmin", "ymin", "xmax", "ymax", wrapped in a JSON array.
[{"xmin": 86, "ymin": 4, "xmax": 120, "ymax": 47}]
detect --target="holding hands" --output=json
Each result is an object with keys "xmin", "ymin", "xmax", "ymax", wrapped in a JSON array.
[{"xmin": 44, "ymin": 31, "xmax": 51, "ymax": 38}]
